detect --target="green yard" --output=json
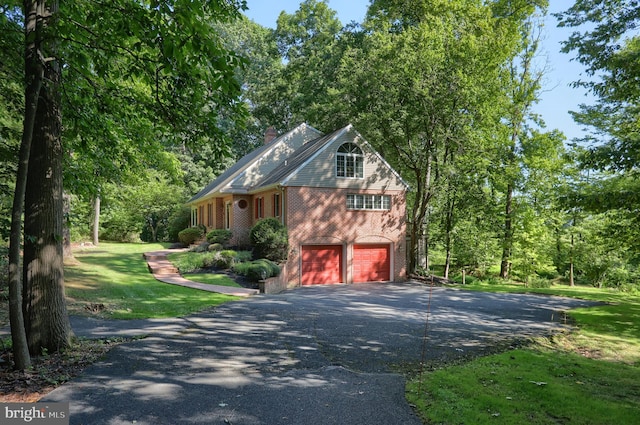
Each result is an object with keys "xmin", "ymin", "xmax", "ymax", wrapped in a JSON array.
[
  {"xmin": 407, "ymin": 283, "xmax": 640, "ymax": 424},
  {"xmin": 63, "ymin": 244, "xmax": 640, "ymax": 423},
  {"xmin": 64, "ymin": 243, "xmax": 240, "ymax": 319}
]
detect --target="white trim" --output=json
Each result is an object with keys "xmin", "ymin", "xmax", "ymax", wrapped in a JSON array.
[
  {"xmin": 281, "ymin": 125, "xmax": 351, "ymax": 186},
  {"xmin": 352, "ymin": 129, "xmax": 411, "ymax": 190}
]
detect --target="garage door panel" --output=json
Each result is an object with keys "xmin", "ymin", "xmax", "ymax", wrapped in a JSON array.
[
  {"xmin": 301, "ymin": 245, "xmax": 342, "ymax": 285},
  {"xmin": 353, "ymin": 244, "xmax": 390, "ymax": 282}
]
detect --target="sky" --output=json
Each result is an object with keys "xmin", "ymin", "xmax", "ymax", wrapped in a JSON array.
[{"xmin": 243, "ymin": 0, "xmax": 592, "ymax": 142}]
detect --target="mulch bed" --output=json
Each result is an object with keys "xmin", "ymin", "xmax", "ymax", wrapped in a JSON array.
[{"xmin": 0, "ymin": 338, "xmax": 125, "ymax": 402}]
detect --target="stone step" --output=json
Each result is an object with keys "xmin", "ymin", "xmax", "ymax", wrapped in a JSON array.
[
  {"xmin": 148, "ymin": 265, "xmax": 179, "ymax": 275},
  {"xmin": 143, "ymin": 253, "xmax": 164, "ymax": 261}
]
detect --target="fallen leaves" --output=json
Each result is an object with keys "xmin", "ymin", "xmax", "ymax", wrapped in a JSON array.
[{"xmin": 0, "ymin": 338, "xmax": 125, "ymax": 402}]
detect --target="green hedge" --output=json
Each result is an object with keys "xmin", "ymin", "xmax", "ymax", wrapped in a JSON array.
[
  {"xmin": 178, "ymin": 227, "xmax": 204, "ymax": 245},
  {"xmin": 206, "ymin": 229, "xmax": 233, "ymax": 245},
  {"xmin": 233, "ymin": 259, "xmax": 280, "ymax": 282},
  {"xmin": 250, "ymin": 218, "xmax": 288, "ymax": 263}
]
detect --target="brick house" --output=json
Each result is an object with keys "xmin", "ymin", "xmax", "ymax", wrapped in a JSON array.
[{"xmin": 187, "ymin": 123, "xmax": 409, "ymax": 287}]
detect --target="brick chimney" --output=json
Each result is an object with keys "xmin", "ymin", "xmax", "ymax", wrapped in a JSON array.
[{"xmin": 264, "ymin": 126, "xmax": 278, "ymax": 144}]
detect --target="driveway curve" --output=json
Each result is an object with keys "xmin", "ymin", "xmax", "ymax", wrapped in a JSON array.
[{"xmin": 44, "ymin": 282, "xmax": 599, "ymax": 425}]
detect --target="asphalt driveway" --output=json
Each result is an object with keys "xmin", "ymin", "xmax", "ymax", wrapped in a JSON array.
[{"xmin": 43, "ymin": 282, "xmax": 599, "ymax": 424}]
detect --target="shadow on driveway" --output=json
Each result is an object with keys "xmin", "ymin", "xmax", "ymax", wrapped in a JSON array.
[{"xmin": 43, "ymin": 283, "xmax": 599, "ymax": 424}]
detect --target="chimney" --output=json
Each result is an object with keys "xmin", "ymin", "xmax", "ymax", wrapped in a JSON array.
[{"xmin": 264, "ymin": 126, "xmax": 278, "ymax": 144}]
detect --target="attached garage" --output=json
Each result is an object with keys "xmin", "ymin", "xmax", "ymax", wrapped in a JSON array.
[
  {"xmin": 301, "ymin": 245, "xmax": 343, "ymax": 285},
  {"xmin": 353, "ymin": 244, "xmax": 391, "ymax": 283}
]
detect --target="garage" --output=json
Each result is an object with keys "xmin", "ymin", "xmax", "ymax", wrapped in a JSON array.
[
  {"xmin": 301, "ymin": 245, "xmax": 343, "ymax": 285},
  {"xmin": 353, "ymin": 244, "xmax": 391, "ymax": 282}
]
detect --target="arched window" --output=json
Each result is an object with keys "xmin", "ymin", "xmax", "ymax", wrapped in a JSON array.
[{"xmin": 336, "ymin": 142, "xmax": 364, "ymax": 178}]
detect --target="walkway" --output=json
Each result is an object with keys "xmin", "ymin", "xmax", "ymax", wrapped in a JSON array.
[{"xmin": 143, "ymin": 250, "xmax": 259, "ymax": 297}]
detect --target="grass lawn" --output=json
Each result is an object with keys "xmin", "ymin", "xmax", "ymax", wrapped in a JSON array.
[
  {"xmin": 64, "ymin": 242, "xmax": 241, "ymax": 319},
  {"xmin": 406, "ymin": 282, "xmax": 640, "ymax": 424}
]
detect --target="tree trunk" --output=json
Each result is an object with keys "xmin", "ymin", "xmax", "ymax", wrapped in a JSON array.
[
  {"xmin": 63, "ymin": 193, "xmax": 72, "ymax": 258},
  {"xmin": 22, "ymin": 0, "xmax": 71, "ymax": 354},
  {"xmin": 92, "ymin": 194, "xmax": 100, "ymax": 245},
  {"xmin": 407, "ymin": 219, "xmax": 421, "ymax": 276},
  {"xmin": 569, "ymin": 232, "xmax": 575, "ymax": 287},
  {"xmin": 443, "ymin": 185, "xmax": 456, "ymax": 280},
  {"xmin": 500, "ymin": 182, "xmax": 514, "ymax": 279},
  {"xmin": 7, "ymin": 0, "xmax": 43, "ymax": 369}
]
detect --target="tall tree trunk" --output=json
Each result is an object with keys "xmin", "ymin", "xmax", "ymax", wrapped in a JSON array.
[
  {"xmin": 22, "ymin": 0, "xmax": 71, "ymax": 355},
  {"xmin": 408, "ymin": 154, "xmax": 434, "ymax": 275},
  {"xmin": 92, "ymin": 194, "xmax": 100, "ymax": 246},
  {"xmin": 7, "ymin": 0, "xmax": 43, "ymax": 369},
  {"xmin": 569, "ymin": 232, "xmax": 575, "ymax": 287},
  {"xmin": 443, "ymin": 188, "xmax": 456, "ymax": 280},
  {"xmin": 63, "ymin": 192, "xmax": 72, "ymax": 258},
  {"xmin": 500, "ymin": 182, "xmax": 514, "ymax": 279}
]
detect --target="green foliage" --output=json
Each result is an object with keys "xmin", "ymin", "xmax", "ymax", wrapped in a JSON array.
[
  {"xmin": 167, "ymin": 206, "xmax": 191, "ymax": 242},
  {"xmin": 526, "ymin": 275, "xmax": 552, "ymax": 288},
  {"xmin": 208, "ymin": 243, "xmax": 223, "ymax": 251},
  {"xmin": 178, "ymin": 227, "xmax": 204, "ymax": 246},
  {"xmin": 0, "ymin": 245, "xmax": 7, "ymax": 290},
  {"xmin": 206, "ymin": 229, "xmax": 233, "ymax": 245},
  {"xmin": 0, "ymin": 9, "xmax": 22, "ymax": 242},
  {"xmin": 168, "ymin": 249, "xmax": 251, "ymax": 273},
  {"xmin": 215, "ymin": 250, "xmax": 238, "ymax": 269},
  {"xmin": 99, "ymin": 171, "xmax": 187, "ymax": 243},
  {"xmin": 233, "ymin": 259, "xmax": 280, "ymax": 282},
  {"xmin": 250, "ymin": 218, "xmax": 289, "ymax": 263},
  {"xmin": 65, "ymin": 243, "xmax": 238, "ymax": 319}
]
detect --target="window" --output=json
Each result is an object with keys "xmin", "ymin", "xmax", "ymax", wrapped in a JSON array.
[
  {"xmin": 273, "ymin": 193, "xmax": 281, "ymax": 217},
  {"xmin": 347, "ymin": 194, "xmax": 391, "ymax": 210},
  {"xmin": 207, "ymin": 203, "xmax": 213, "ymax": 227},
  {"xmin": 336, "ymin": 142, "xmax": 364, "ymax": 178},
  {"xmin": 225, "ymin": 202, "xmax": 231, "ymax": 229},
  {"xmin": 255, "ymin": 197, "xmax": 264, "ymax": 219},
  {"xmin": 198, "ymin": 205, "xmax": 205, "ymax": 225}
]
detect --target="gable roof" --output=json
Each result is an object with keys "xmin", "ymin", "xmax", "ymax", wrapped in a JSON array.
[
  {"xmin": 188, "ymin": 123, "xmax": 409, "ymax": 204},
  {"xmin": 187, "ymin": 123, "xmax": 322, "ymax": 203},
  {"xmin": 257, "ymin": 126, "xmax": 348, "ymax": 188}
]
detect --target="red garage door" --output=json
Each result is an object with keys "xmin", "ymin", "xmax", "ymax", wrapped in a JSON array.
[
  {"xmin": 301, "ymin": 245, "xmax": 343, "ymax": 285},
  {"xmin": 353, "ymin": 244, "xmax": 391, "ymax": 282}
]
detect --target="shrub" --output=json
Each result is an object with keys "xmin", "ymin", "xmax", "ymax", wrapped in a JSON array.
[
  {"xmin": 178, "ymin": 227, "xmax": 204, "ymax": 246},
  {"xmin": 233, "ymin": 259, "xmax": 280, "ymax": 282},
  {"xmin": 192, "ymin": 242, "xmax": 210, "ymax": 253},
  {"xmin": 527, "ymin": 275, "xmax": 551, "ymax": 288},
  {"xmin": 167, "ymin": 206, "xmax": 191, "ymax": 242},
  {"xmin": 208, "ymin": 243, "xmax": 223, "ymax": 251},
  {"xmin": 215, "ymin": 250, "xmax": 238, "ymax": 269},
  {"xmin": 206, "ymin": 229, "xmax": 233, "ymax": 245},
  {"xmin": 169, "ymin": 250, "xmax": 239, "ymax": 272},
  {"xmin": 168, "ymin": 251, "xmax": 215, "ymax": 273},
  {"xmin": 250, "ymin": 218, "xmax": 288, "ymax": 263},
  {"xmin": 236, "ymin": 250, "xmax": 253, "ymax": 262}
]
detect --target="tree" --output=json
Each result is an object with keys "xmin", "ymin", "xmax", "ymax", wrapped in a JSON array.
[
  {"xmin": 5, "ymin": 0, "xmax": 247, "ymax": 368},
  {"xmin": 0, "ymin": 6, "xmax": 22, "ymax": 240},
  {"xmin": 557, "ymin": 0, "xmax": 640, "ymax": 257},
  {"xmin": 100, "ymin": 171, "xmax": 187, "ymax": 243},
  {"xmin": 339, "ymin": 0, "xmax": 523, "ymax": 274},
  {"xmin": 494, "ymin": 10, "xmax": 548, "ymax": 279},
  {"xmin": 248, "ymin": 0, "xmax": 346, "ymax": 132}
]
